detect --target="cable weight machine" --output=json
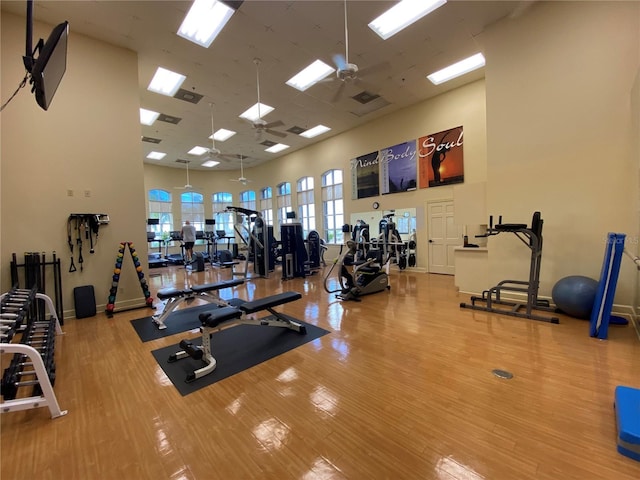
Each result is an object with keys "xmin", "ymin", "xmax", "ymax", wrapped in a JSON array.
[{"xmin": 226, "ymin": 206, "xmax": 270, "ymax": 279}]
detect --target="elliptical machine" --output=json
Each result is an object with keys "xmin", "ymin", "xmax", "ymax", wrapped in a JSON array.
[{"xmin": 324, "ymin": 225, "xmax": 391, "ymax": 302}]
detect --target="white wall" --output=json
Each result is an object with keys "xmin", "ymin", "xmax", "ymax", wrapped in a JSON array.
[{"xmin": 1, "ymin": 12, "xmax": 147, "ymax": 316}]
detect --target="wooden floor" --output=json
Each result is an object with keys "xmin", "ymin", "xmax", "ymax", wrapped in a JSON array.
[{"xmin": 2, "ymin": 263, "xmax": 639, "ymax": 480}]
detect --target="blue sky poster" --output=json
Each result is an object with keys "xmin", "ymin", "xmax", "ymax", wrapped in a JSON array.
[
  {"xmin": 380, "ymin": 140, "xmax": 417, "ymax": 194},
  {"xmin": 351, "ymin": 151, "xmax": 380, "ymax": 199}
]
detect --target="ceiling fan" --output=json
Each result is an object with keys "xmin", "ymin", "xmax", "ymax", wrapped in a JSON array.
[
  {"xmin": 203, "ymin": 102, "xmax": 237, "ymax": 164},
  {"xmin": 203, "ymin": 102, "xmax": 222, "ymax": 162},
  {"xmin": 328, "ymin": 0, "xmax": 388, "ymax": 103},
  {"xmin": 248, "ymin": 58, "xmax": 287, "ymax": 141},
  {"xmin": 229, "ymin": 155, "xmax": 252, "ymax": 185},
  {"xmin": 174, "ymin": 160, "xmax": 195, "ymax": 190}
]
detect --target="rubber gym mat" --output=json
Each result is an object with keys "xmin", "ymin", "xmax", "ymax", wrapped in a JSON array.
[
  {"xmin": 150, "ymin": 315, "xmax": 330, "ymax": 396},
  {"xmin": 130, "ymin": 302, "xmax": 234, "ymax": 343}
]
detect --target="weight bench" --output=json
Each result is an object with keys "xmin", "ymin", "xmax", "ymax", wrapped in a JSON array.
[
  {"xmin": 152, "ymin": 279, "xmax": 244, "ymax": 330},
  {"xmin": 168, "ymin": 291, "xmax": 305, "ymax": 382}
]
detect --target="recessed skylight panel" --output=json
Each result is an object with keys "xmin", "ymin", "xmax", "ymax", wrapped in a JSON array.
[
  {"xmin": 177, "ymin": 0, "xmax": 236, "ymax": 48},
  {"xmin": 369, "ymin": 0, "xmax": 447, "ymax": 40}
]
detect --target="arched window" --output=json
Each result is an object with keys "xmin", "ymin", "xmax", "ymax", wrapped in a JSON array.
[
  {"xmin": 297, "ymin": 176, "xmax": 315, "ymax": 237},
  {"xmin": 322, "ymin": 169, "xmax": 344, "ymax": 244},
  {"xmin": 276, "ymin": 182, "xmax": 292, "ymax": 225},
  {"xmin": 260, "ymin": 187, "xmax": 273, "ymax": 226},
  {"xmin": 148, "ymin": 189, "xmax": 173, "ymax": 235},
  {"xmin": 180, "ymin": 191, "xmax": 204, "ymax": 229},
  {"xmin": 212, "ymin": 192, "xmax": 234, "ymax": 236},
  {"xmin": 239, "ymin": 190, "xmax": 257, "ymax": 212}
]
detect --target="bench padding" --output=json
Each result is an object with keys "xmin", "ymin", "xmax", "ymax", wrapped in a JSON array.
[
  {"xmin": 157, "ymin": 287, "xmax": 186, "ymax": 300},
  {"xmin": 199, "ymin": 307, "xmax": 243, "ymax": 328},
  {"xmin": 191, "ymin": 279, "xmax": 243, "ymax": 293},
  {"xmin": 158, "ymin": 280, "xmax": 244, "ymax": 300},
  {"xmin": 239, "ymin": 291, "xmax": 302, "ymax": 314}
]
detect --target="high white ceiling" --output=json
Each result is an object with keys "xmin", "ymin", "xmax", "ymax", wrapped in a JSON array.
[{"xmin": 2, "ymin": 1, "xmax": 528, "ymax": 171}]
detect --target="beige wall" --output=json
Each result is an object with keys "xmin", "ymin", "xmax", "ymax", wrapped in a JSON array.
[
  {"xmin": 4, "ymin": 1, "xmax": 639, "ymax": 315},
  {"xmin": 483, "ymin": 1, "xmax": 640, "ymax": 304},
  {"xmin": 1, "ymin": 12, "xmax": 147, "ymax": 316},
  {"xmin": 144, "ymin": 78, "xmax": 489, "ymax": 270}
]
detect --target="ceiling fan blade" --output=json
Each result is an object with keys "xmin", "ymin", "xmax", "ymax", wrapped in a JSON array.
[
  {"xmin": 332, "ymin": 53, "xmax": 347, "ymax": 71},
  {"xmin": 331, "ymin": 81, "xmax": 346, "ymax": 103},
  {"xmin": 266, "ymin": 128, "xmax": 287, "ymax": 138},
  {"xmin": 264, "ymin": 120, "xmax": 284, "ymax": 129}
]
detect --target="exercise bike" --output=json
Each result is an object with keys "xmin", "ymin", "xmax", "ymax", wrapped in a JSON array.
[{"xmin": 324, "ymin": 239, "xmax": 391, "ymax": 302}]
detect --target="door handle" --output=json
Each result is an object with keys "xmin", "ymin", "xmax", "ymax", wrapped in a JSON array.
[{"xmin": 428, "ymin": 239, "xmax": 433, "ymax": 243}]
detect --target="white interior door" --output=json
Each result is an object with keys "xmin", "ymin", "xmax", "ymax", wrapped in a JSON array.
[{"xmin": 428, "ymin": 200, "xmax": 462, "ymax": 275}]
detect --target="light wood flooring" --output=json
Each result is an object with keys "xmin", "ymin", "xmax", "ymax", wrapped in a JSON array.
[{"xmin": 2, "ymin": 263, "xmax": 640, "ymax": 480}]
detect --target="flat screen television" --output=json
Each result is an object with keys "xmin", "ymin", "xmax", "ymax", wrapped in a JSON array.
[
  {"xmin": 205, "ymin": 219, "xmax": 216, "ymax": 225},
  {"xmin": 30, "ymin": 21, "xmax": 69, "ymax": 111},
  {"xmin": 147, "ymin": 218, "xmax": 160, "ymax": 225},
  {"xmin": 286, "ymin": 211, "xmax": 296, "ymax": 219}
]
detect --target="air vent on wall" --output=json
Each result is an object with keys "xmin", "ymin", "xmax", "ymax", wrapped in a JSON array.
[
  {"xmin": 158, "ymin": 113, "xmax": 182, "ymax": 124},
  {"xmin": 142, "ymin": 136, "xmax": 162, "ymax": 144},
  {"xmin": 174, "ymin": 88, "xmax": 203, "ymax": 104}
]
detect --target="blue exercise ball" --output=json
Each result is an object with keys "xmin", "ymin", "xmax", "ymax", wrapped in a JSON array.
[{"xmin": 552, "ymin": 275, "xmax": 599, "ymax": 319}]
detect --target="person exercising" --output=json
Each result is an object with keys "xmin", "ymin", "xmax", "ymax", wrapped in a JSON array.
[
  {"xmin": 180, "ymin": 220, "xmax": 196, "ymax": 264},
  {"xmin": 340, "ymin": 240, "xmax": 358, "ymax": 293}
]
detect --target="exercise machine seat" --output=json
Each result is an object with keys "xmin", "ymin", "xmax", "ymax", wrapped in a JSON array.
[
  {"xmin": 198, "ymin": 307, "xmax": 243, "ymax": 328},
  {"xmin": 239, "ymin": 292, "xmax": 302, "ymax": 314},
  {"xmin": 190, "ymin": 279, "xmax": 243, "ymax": 294},
  {"xmin": 157, "ymin": 287, "xmax": 187, "ymax": 300}
]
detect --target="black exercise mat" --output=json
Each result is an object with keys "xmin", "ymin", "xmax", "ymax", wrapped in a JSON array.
[
  {"xmin": 131, "ymin": 300, "xmax": 242, "ymax": 342},
  {"xmin": 151, "ymin": 316, "xmax": 330, "ymax": 396}
]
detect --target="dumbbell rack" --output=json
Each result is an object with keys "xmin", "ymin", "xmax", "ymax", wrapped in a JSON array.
[{"xmin": 0, "ymin": 287, "xmax": 67, "ymax": 418}]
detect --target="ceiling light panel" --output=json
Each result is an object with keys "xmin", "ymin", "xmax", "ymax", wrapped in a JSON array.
[
  {"xmin": 369, "ymin": 0, "xmax": 447, "ymax": 40},
  {"xmin": 140, "ymin": 108, "xmax": 160, "ymax": 125},
  {"xmin": 286, "ymin": 60, "xmax": 335, "ymax": 91},
  {"xmin": 202, "ymin": 160, "xmax": 220, "ymax": 167},
  {"xmin": 147, "ymin": 67, "xmax": 187, "ymax": 97},
  {"xmin": 427, "ymin": 53, "xmax": 486, "ymax": 85},
  {"xmin": 146, "ymin": 151, "xmax": 166, "ymax": 160},
  {"xmin": 300, "ymin": 125, "xmax": 331, "ymax": 138},
  {"xmin": 211, "ymin": 128, "xmax": 236, "ymax": 141},
  {"xmin": 239, "ymin": 102, "xmax": 274, "ymax": 122},
  {"xmin": 188, "ymin": 146, "xmax": 209, "ymax": 155},
  {"xmin": 177, "ymin": 0, "xmax": 236, "ymax": 48},
  {"xmin": 265, "ymin": 143, "xmax": 289, "ymax": 153}
]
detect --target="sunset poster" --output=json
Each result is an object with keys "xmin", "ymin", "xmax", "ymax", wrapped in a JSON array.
[
  {"xmin": 351, "ymin": 151, "xmax": 380, "ymax": 199},
  {"xmin": 380, "ymin": 140, "xmax": 417, "ymax": 194},
  {"xmin": 418, "ymin": 126, "xmax": 464, "ymax": 188}
]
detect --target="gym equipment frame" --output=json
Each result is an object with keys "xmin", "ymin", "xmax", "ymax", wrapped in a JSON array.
[
  {"xmin": 168, "ymin": 291, "xmax": 305, "ymax": 383},
  {"xmin": 459, "ymin": 212, "xmax": 559, "ymax": 324},
  {"xmin": 1, "ymin": 288, "xmax": 67, "ymax": 418},
  {"xmin": 226, "ymin": 206, "xmax": 270, "ymax": 280},
  {"xmin": 152, "ymin": 279, "xmax": 244, "ymax": 330}
]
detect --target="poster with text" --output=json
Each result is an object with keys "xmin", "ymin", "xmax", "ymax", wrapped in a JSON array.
[
  {"xmin": 380, "ymin": 140, "xmax": 417, "ymax": 194},
  {"xmin": 418, "ymin": 126, "xmax": 464, "ymax": 188},
  {"xmin": 351, "ymin": 151, "xmax": 380, "ymax": 199}
]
